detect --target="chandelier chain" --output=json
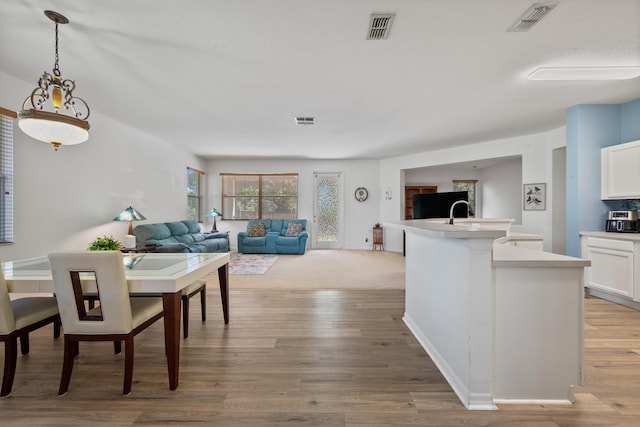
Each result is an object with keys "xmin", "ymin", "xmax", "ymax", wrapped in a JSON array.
[{"xmin": 53, "ymin": 20, "xmax": 60, "ymax": 77}]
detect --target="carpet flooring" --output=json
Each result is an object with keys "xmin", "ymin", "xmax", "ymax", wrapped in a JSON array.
[{"xmin": 223, "ymin": 249, "xmax": 405, "ymax": 290}]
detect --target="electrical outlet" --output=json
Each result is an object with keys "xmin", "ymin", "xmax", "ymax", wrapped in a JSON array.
[{"xmin": 365, "ymin": 237, "xmax": 369, "ymax": 243}]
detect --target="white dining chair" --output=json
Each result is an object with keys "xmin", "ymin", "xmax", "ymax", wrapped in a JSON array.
[
  {"xmin": 181, "ymin": 279, "xmax": 206, "ymax": 338},
  {"xmin": 0, "ymin": 266, "xmax": 60, "ymax": 397},
  {"xmin": 48, "ymin": 251, "xmax": 164, "ymax": 395}
]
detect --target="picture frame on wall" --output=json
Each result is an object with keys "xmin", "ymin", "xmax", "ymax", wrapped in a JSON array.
[{"xmin": 523, "ymin": 183, "xmax": 546, "ymax": 211}]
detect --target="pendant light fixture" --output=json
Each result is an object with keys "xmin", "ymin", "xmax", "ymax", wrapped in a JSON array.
[{"xmin": 18, "ymin": 10, "xmax": 90, "ymax": 151}]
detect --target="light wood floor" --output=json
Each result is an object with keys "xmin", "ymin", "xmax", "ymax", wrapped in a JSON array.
[{"xmin": 2, "ymin": 252, "xmax": 640, "ymax": 426}]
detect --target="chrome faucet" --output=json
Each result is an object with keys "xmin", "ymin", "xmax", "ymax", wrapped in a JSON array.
[{"xmin": 449, "ymin": 200, "xmax": 469, "ymax": 225}]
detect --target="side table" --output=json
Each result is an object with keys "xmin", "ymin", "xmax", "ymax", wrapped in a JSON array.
[{"xmin": 373, "ymin": 226, "xmax": 383, "ymax": 251}]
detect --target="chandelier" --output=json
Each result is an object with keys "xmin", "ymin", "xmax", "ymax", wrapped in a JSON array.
[{"xmin": 18, "ymin": 10, "xmax": 90, "ymax": 151}]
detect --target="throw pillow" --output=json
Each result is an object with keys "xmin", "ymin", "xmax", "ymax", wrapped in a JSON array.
[
  {"xmin": 247, "ymin": 222, "xmax": 266, "ymax": 237},
  {"xmin": 285, "ymin": 223, "xmax": 303, "ymax": 237}
]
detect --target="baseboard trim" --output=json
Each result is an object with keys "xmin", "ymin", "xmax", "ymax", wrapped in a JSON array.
[{"xmin": 586, "ymin": 288, "xmax": 640, "ymax": 310}]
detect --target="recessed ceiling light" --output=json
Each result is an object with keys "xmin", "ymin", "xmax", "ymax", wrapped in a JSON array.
[{"xmin": 528, "ymin": 66, "xmax": 640, "ymax": 81}]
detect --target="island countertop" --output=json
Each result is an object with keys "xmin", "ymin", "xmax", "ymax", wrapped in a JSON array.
[
  {"xmin": 492, "ymin": 244, "xmax": 590, "ymax": 268},
  {"xmin": 386, "ymin": 219, "xmax": 507, "ymax": 240}
]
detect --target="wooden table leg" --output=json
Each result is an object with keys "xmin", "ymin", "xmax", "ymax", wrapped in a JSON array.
[
  {"xmin": 162, "ymin": 292, "xmax": 181, "ymax": 390},
  {"xmin": 217, "ymin": 263, "xmax": 229, "ymax": 324}
]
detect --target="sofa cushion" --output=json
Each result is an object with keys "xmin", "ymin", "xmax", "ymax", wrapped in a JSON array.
[
  {"xmin": 243, "ymin": 236, "xmax": 266, "ymax": 246},
  {"xmin": 285, "ymin": 223, "xmax": 304, "ymax": 237},
  {"xmin": 183, "ymin": 220, "xmax": 201, "ymax": 234},
  {"xmin": 270, "ymin": 220, "xmax": 285, "ymax": 234},
  {"xmin": 276, "ymin": 235, "xmax": 300, "ymax": 246},
  {"xmin": 165, "ymin": 221, "xmax": 189, "ymax": 236},
  {"xmin": 134, "ymin": 223, "xmax": 172, "ymax": 242},
  {"xmin": 195, "ymin": 238, "xmax": 228, "ymax": 252},
  {"xmin": 248, "ymin": 222, "xmax": 266, "ymax": 237},
  {"xmin": 174, "ymin": 234, "xmax": 195, "ymax": 244}
]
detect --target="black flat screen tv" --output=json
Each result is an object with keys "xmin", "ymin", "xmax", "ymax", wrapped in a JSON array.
[{"xmin": 412, "ymin": 191, "xmax": 469, "ymax": 219}]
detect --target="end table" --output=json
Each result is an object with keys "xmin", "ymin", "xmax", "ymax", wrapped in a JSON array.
[{"xmin": 373, "ymin": 226, "xmax": 383, "ymax": 251}]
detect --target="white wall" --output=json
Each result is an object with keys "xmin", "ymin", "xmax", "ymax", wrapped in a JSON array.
[
  {"xmin": 205, "ymin": 158, "xmax": 381, "ymax": 251},
  {"xmin": 0, "ymin": 71, "xmax": 205, "ymax": 261},
  {"xmin": 379, "ymin": 128, "xmax": 567, "ymax": 253},
  {"xmin": 405, "ymin": 168, "xmax": 479, "ymax": 190},
  {"xmin": 481, "ymin": 158, "xmax": 522, "ymax": 222}
]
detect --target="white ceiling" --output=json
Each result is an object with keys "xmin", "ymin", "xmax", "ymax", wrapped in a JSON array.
[{"xmin": 1, "ymin": 0, "xmax": 639, "ymax": 160}]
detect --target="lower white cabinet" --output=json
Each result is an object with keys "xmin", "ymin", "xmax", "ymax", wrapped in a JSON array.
[{"xmin": 581, "ymin": 235, "xmax": 638, "ymax": 301}]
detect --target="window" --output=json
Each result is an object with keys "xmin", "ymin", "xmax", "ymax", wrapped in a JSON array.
[
  {"xmin": 221, "ymin": 173, "xmax": 298, "ymax": 220},
  {"xmin": 0, "ymin": 108, "xmax": 15, "ymax": 244},
  {"xmin": 453, "ymin": 180, "xmax": 477, "ymax": 217},
  {"xmin": 187, "ymin": 167, "xmax": 205, "ymax": 222}
]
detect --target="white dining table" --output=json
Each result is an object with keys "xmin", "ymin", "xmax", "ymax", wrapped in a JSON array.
[{"xmin": 2, "ymin": 252, "xmax": 230, "ymax": 390}]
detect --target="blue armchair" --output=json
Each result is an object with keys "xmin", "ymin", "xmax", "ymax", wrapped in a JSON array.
[{"xmin": 237, "ymin": 219, "xmax": 308, "ymax": 254}]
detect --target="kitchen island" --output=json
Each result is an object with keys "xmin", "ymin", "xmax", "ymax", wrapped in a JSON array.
[{"xmin": 388, "ymin": 219, "xmax": 589, "ymax": 410}]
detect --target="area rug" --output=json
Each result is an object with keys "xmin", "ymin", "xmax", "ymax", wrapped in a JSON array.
[{"xmin": 228, "ymin": 253, "xmax": 279, "ymax": 275}]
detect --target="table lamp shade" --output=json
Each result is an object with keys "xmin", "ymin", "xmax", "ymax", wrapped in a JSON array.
[{"xmin": 114, "ymin": 206, "xmax": 146, "ymax": 235}]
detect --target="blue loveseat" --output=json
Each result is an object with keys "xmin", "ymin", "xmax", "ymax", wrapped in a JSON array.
[
  {"xmin": 237, "ymin": 219, "xmax": 308, "ymax": 254},
  {"xmin": 133, "ymin": 220, "xmax": 229, "ymax": 253}
]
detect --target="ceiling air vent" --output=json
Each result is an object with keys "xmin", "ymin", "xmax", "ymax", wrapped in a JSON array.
[
  {"xmin": 507, "ymin": 3, "xmax": 557, "ymax": 32},
  {"xmin": 295, "ymin": 117, "xmax": 315, "ymax": 125},
  {"xmin": 367, "ymin": 13, "xmax": 395, "ymax": 40}
]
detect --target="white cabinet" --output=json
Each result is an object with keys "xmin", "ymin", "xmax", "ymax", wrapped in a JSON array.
[
  {"xmin": 581, "ymin": 236, "xmax": 637, "ymax": 300},
  {"xmin": 601, "ymin": 139, "xmax": 640, "ymax": 199}
]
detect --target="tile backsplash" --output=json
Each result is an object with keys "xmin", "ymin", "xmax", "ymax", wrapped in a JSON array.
[{"xmin": 605, "ymin": 199, "xmax": 640, "ymax": 210}]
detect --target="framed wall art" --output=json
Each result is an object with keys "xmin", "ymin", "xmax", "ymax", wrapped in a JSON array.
[{"xmin": 523, "ymin": 183, "xmax": 546, "ymax": 211}]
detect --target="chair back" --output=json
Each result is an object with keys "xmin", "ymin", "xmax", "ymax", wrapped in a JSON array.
[
  {"xmin": 49, "ymin": 251, "xmax": 134, "ymax": 335},
  {"xmin": 0, "ymin": 267, "xmax": 16, "ymax": 334}
]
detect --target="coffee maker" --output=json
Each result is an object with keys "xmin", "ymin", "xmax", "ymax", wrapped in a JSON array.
[{"xmin": 606, "ymin": 210, "xmax": 639, "ymax": 232}]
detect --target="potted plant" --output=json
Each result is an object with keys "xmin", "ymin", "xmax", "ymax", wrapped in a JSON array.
[{"xmin": 88, "ymin": 235, "xmax": 123, "ymax": 251}]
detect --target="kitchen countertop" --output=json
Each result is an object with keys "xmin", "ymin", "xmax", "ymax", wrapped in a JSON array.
[
  {"xmin": 495, "ymin": 232, "xmax": 543, "ymax": 244},
  {"xmin": 580, "ymin": 231, "xmax": 640, "ymax": 241},
  {"xmin": 492, "ymin": 244, "xmax": 590, "ymax": 268},
  {"xmin": 387, "ymin": 219, "xmax": 506, "ymax": 240},
  {"xmin": 389, "ymin": 220, "xmax": 588, "ymax": 267}
]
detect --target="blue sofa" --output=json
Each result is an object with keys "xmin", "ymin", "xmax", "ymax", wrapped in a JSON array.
[
  {"xmin": 237, "ymin": 219, "xmax": 308, "ymax": 254},
  {"xmin": 133, "ymin": 220, "xmax": 229, "ymax": 253}
]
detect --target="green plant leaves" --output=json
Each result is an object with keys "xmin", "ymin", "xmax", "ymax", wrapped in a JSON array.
[{"xmin": 87, "ymin": 235, "xmax": 122, "ymax": 251}]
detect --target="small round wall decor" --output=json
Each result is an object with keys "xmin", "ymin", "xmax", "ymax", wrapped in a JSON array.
[{"xmin": 355, "ymin": 187, "xmax": 368, "ymax": 202}]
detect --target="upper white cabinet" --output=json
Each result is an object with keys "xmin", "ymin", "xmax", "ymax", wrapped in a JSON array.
[{"xmin": 602, "ymin": 139, "xmax": 640, "ymax": 199}]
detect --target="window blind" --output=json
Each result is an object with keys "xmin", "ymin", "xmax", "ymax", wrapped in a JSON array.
[
  {"xmin": 0, "ymin": 109, "xmax": 14, "ymax": 243},
  {"xmin": 221, "ymin": 173, "xmax": 298, "ymax": 220}
]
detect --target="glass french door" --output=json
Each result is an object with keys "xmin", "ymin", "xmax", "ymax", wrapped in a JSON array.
[{"xmin": 313, "ymin": 172, "xmax": 343, "ymax": 249}]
